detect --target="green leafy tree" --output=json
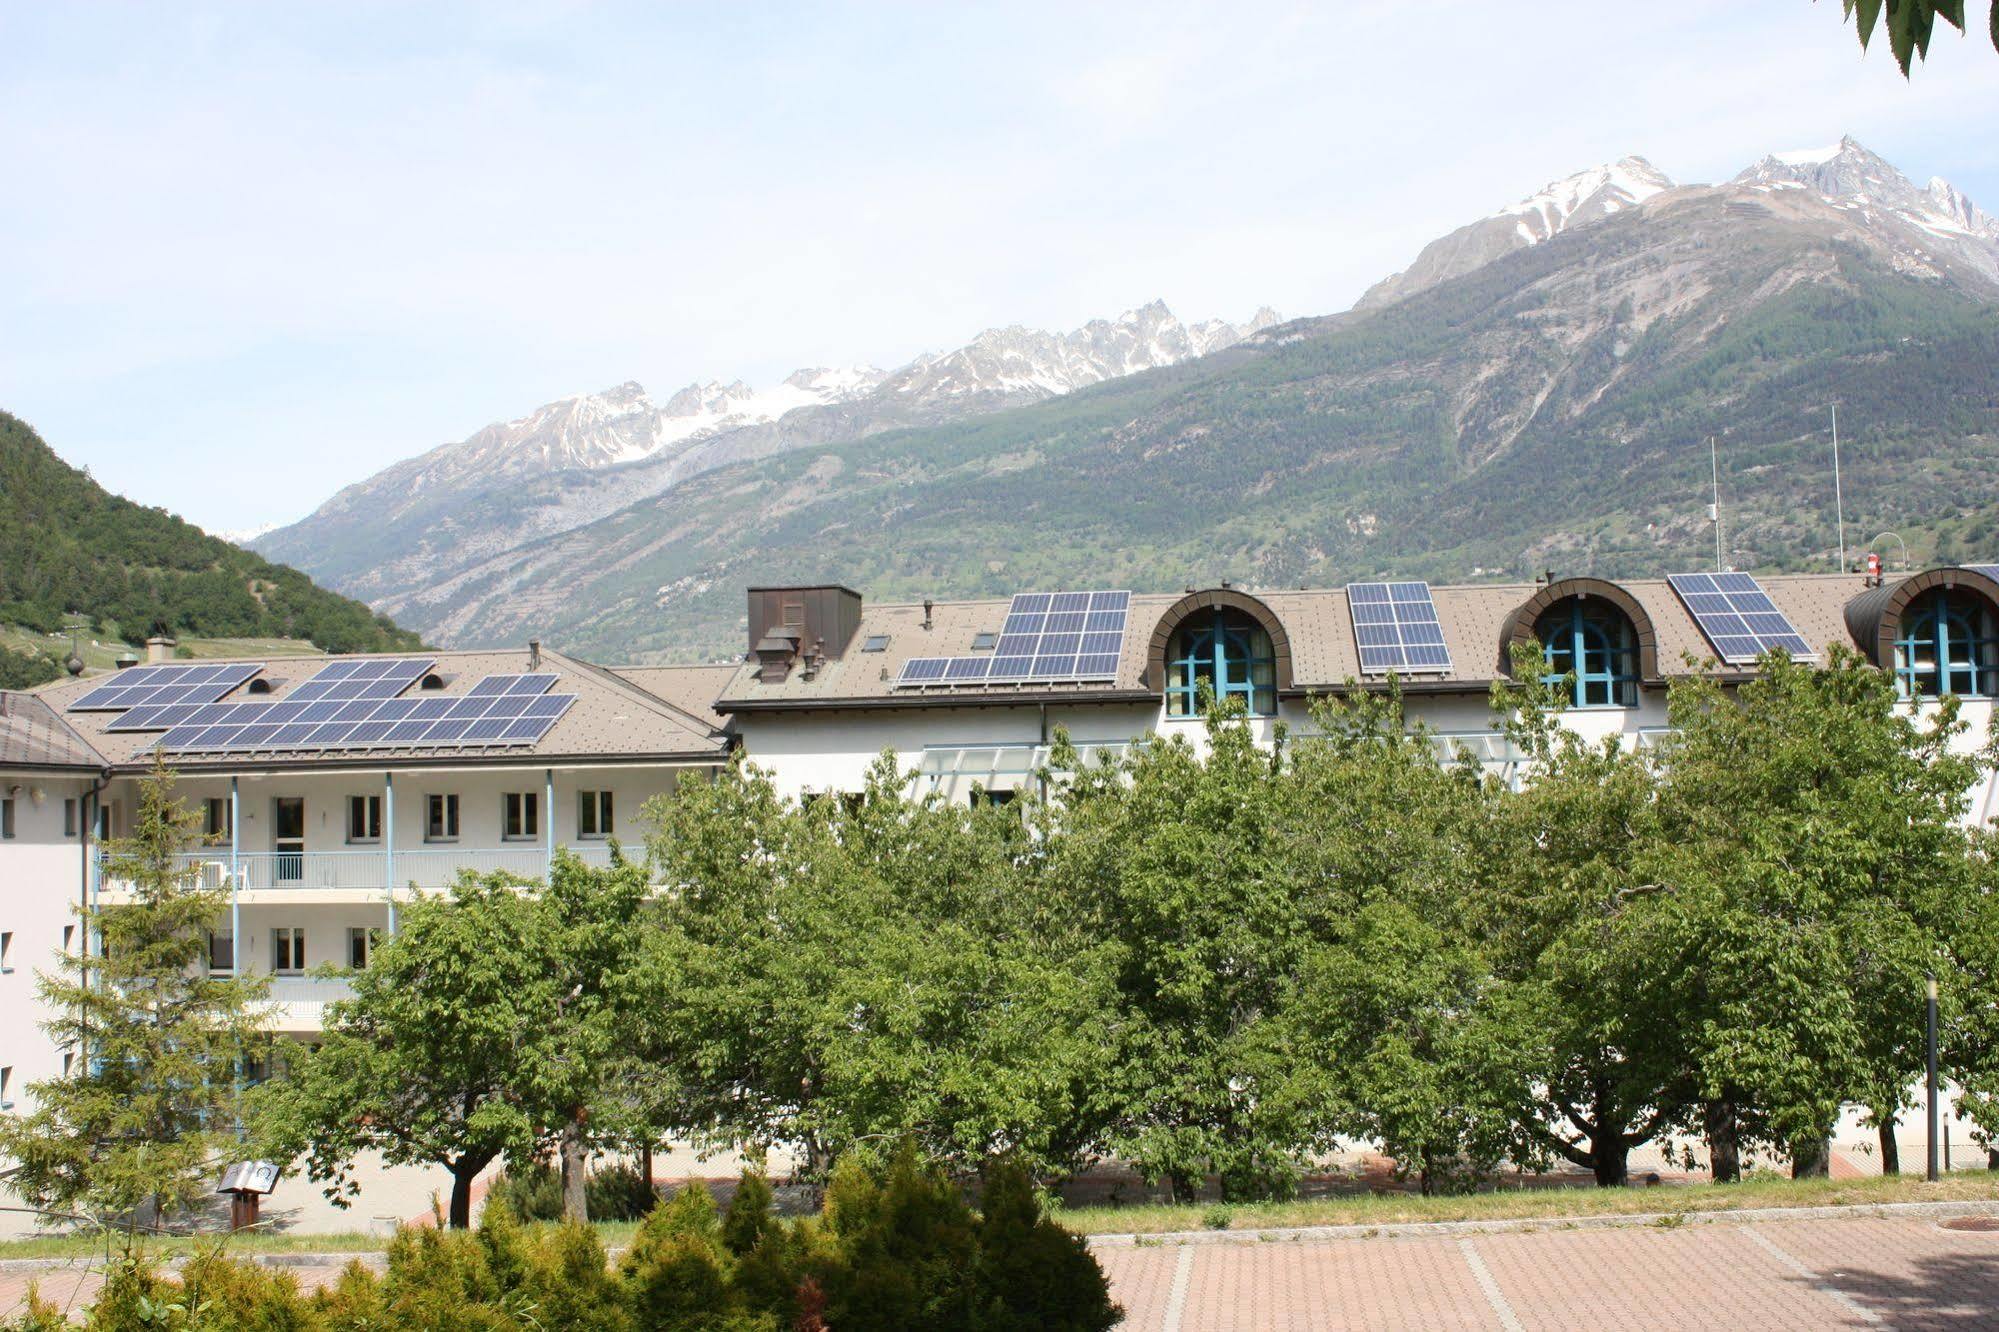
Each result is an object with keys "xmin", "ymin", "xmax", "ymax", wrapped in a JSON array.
[
  {"xmin": 1839, "ymin": 0, "xmax": 1999, "ymax": 75},
  {"xmin": 1269, "ymin": 690, "xmax": 1528, "ymax": 1194},
  {"xmin": 645, "ymin": 754, "xmax": 1115, "ymax": 1180},
  {"xmin": 249, "ymin": 874, "xmax": 565, "ymax": 1229},
  {"xmin": 1481, "ymin": 647, "xmax": 1696, "ymax": 1187},
  {"xmin": 1047, "ymin": 700, "xmax": 1303, "ymax": 1201},
  {"xmin": 1657, "ymin": 648, "xmax": 1989, "ymax": 1176},
  {"xmin": 0, "ymin": 759, "xmax": 269, "ymax": 1227}
]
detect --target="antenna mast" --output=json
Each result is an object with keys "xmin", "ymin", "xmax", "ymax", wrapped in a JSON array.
[
  {"xmin": 1709, "ymin": 435, "xmax": 1724, "ymax": 572},
  {"xmin": 1831, "ymin": 404, "xmax": 1847, "ymax": 574}
]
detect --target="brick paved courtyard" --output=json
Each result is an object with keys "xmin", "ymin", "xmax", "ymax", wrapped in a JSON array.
[{"xmin": 5, "ymin": 1209, "xmax": 1998, "ymax": 1327}]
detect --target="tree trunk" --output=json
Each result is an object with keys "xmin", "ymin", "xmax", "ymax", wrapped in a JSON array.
[
  {"xmin": 1986, "ymin": 1147, "xmax": 1999, "ymax": 1172},
  {"xmin": 448, "ymin": 1160, "xmax": 481, "ymax": 1230},
  {"xmin": 1704, "ymin": 1099, "xmax": 1741, "ymax": 1183},
  {"xmin": 1592, "ymin": 1138, "xmax": 1630, "ymax": 1188},
  {"xmin": 639, "ymin": 1141, "xmax": 654, "ymax": 1190},
  {"xmin": 560, "ymin": 1112, "xmax": 590, "ymax": 1224},
  {"xmin": 1878, "ymin": 1119, "xmax": 1900, "ymax": 1176},
  {"xmin": 1791, "ymin": 1136, "xmax": 1831, "ymax": 1179},
  {"xmin": 1167, "ymin": 1170, "xmax": 1199, "ymax": 1205}
]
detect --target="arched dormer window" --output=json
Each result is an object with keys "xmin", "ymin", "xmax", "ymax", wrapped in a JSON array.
[
  {"xmin": 1535, "ymin": 598, "xmax": 1639, "ymax": 708},
  {"xmin": 1165, "ymin": 609, "xmax": 1277, "ymax": 717},
  {"xmin": 1894, "ymin": 588, "xmax": 1999, "ymax": 699}
]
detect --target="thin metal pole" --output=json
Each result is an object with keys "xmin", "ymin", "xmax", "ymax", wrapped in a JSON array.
[
  {"xmin": 384, "ymin": 771, "xmax": 397, "ymax": 935},
  {"xmin": 1928, "ymin": 974, "xmax": 1940, "ymax": 1182},
  {"xmin": 544, "ymin": 768, "xmax": 555, "ymax": 880},
  {"xmin": 1710, "ymin": 435, "xmax": 1724, "ymax": 572},
  {"xmin": 229, "ymin": 777, "xmax": 241, "ymax": 978},
  {"xmin": 1831, "ymin": 405, "xmax": 1846, "ymax": 574}
]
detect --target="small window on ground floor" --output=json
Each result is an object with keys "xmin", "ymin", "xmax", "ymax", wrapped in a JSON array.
[
  {"xmin": 347, "ymin": 926, "xmax": 380, "ymax": 970},
  {"xmin": 272, "ymin": 926, "xmax": 306, "ymax": 973},
  {"xmin": 426, "ymin": 793, "xmax": 460, "ymax": 841},
  {"xmin": 503, "ymin": 792, "xmax": 540, "ymax": 841},
  {"xmin": 347, "ymin": 794, "xmax": 383, "ymax": 843},
  {"xmin": 0, "ymin": 797, "xmax": 13, "ymax": 840},
  {"xmin": 578, "ymin": 790, "xmax": 613, "ymax": 839},
  {"xmin": 207, "ymin": 929, "xmax": 234, "ymax": 974},
  {"xmin": 64, "ymin": 797, "xmax": 78, "ymax": 838}
]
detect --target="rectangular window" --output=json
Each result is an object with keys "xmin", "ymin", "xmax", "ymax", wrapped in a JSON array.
[
  {"xmin": 347, "ymin": 927, "xmax": 379, "ymax": 970},
  {"xmin": 1, "ymin": 930, "xmax": 12, "ymax": 972},
  {"xmin": 62, "ymin": 925, "xmax": 75, "ymax": 954},
  {"xmin": 204, "ymin": 798, "xmax": 233, "ymax": 841},
  {"xmin": 577, "ymin": 790, "xmax": 613, "ymax": 839},
  {"xmin": 0, "ymin": 1066, "xmax": 11, "ymax": 1110},
  {"xmin": 271, "ymin": 927, "xmax": 306, "ymax": 973},
  {"xmin": 347, "ymin": 795, "xmax": 382, "ymax": 843},
  {"xmin": 207, "ymin": 930, "xmax": 234, "ymax": 975},
  {"xmin": 425, "ymin": 793, "xmax": 460, "ymax": 842},
  {"xmin": 62, "ymin": 1052, "xmax": 74, "ymax": 1078},
  {"xmin": 96, "ymin": 802, "xmax": 117, "ymax": 840},
  {"xmin": 503, "ymin": 792, "xmax": 540, "ymax": 841},
  {"xmin": 1, "ymin": 797, "xmax": 13, "ymax": 840},
  {"xmin": 64, "ymin": 798, "xmax": 78, "ymax": 838}
]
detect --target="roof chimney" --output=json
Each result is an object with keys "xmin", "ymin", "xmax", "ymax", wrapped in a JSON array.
[
  {"xmin": 922, "ymin": 598, "xmax": 934, "ymax": 630},
  {"xmin": 746, "ymin": 585, "xmax": 863, "ymax": 682},
  {"xmin": 528, "ymin": 639, "xmax": 542, "ymax": 671},
  {"xmin": 145, "ymin": 635, "xmax": 178, "ymax": 664}
]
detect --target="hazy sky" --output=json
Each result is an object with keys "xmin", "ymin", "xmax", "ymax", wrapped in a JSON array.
[{"xmin": 3, "ymin": 2, "xmax": 1996, "ymax": 533}]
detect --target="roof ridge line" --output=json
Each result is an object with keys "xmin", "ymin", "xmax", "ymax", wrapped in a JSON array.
[{"xmin": 548, "ymin": 648, "xmax": 729, "ymax": 739}]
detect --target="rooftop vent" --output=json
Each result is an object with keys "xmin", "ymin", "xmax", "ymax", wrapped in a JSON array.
[{"xmin": 746, "ymin": 585, "xmax": 862, "ymax": 683}]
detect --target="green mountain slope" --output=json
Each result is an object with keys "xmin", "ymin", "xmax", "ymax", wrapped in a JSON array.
[
  {"xmin": 0, "ymin": 411, "xmax": 421, "ymax": 684},
  {"xmin": 393, "ymin": 181, "xmax": 1999, "ymax": 663}
]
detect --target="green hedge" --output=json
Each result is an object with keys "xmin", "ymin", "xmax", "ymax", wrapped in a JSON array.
[{"xmin": 9, "ymin": 1154, "xmax": 1120, "ymax": 1331}]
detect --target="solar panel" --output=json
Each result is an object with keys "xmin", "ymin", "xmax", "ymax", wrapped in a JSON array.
[
  {"xmin": 69, "ymin": 662, "xmax": 264, "ymax": 712},
  {"xmin": 895, "ymin": 589, "xmax": 1131, "ymax": 688},
  {"xmin": 287, "ymin": 657, "xmax": 434, "ymax": 703},
  {"xmin": 1968, "ymin": 564, "xmax": 1999, "ymax": 582},
  {"xmin": 1667, "ymin": 573, "xmax": 1816, "ymax": 664},
  {"xmin": 150, "ymin": 674, "xmax": 577, "ymax": 753},
  {"xmin": 1346, "ymin": 582, "xmax": 1454, "ymax": 675}
]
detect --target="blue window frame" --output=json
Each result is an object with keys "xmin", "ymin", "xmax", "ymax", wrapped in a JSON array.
[
  {"xmin": 1166, "ymin": 610, "xmax": 1277, "ymax": 717},
  {"xmin": 1534, "ymin": 599, "xmax": 1639, "ymax": 708},
  {"xmin": 1895, "ymin": 589, "xmax": 1998, "ymax": 699}
]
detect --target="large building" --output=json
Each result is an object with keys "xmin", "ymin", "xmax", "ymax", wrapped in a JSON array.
[{"xmin": 2, "ymin": 565, "xmax": 1996, "ymax": 1120}]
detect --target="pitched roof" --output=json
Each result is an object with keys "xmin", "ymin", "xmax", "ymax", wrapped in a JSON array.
[
  {"xmin": 714, "ymin": 572, "xmax": 1890, "ymax": 712},
  {"xmin": 0, "ymin": 691, "xmax": 108, "ymax": 771},
  {"xmin": 30, "ymin": 648, "xmax": 728, "ymax": 772},
  {"xmin": 609, "ymin": 664, "xmax": 739, "ymax": 732}
]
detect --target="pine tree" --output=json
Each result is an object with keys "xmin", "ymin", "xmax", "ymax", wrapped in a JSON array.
[{"xmin": 0, "ymin": 758, "xmax": 270, "ymax": 1228}]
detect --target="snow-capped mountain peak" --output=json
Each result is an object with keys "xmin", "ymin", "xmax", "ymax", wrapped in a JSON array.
[
  {"xmin": 1356, "ymin": 155, "xmax": 1673, "ymax": 309},
  {"xmin": 1495, "ymin": 155, "xmax": 1675, "ymax": 246}
]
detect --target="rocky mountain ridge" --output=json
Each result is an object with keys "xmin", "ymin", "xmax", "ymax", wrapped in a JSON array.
[
  {"xmin": 263, "ymin": 137, "xmax": 1999, "ymax": 660},
  {"xmin": 253, "ymin": 301, "xmax": 1278, "ymax": 597}
]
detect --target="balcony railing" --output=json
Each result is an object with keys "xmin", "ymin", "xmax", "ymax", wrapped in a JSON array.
[
  {"xmin": 96, "ymin": 842, "xmax": 624, "ymax": 896},
  {"xmin": 266, "ymin": 975, "xmax": 355, "ymax": 1027}
]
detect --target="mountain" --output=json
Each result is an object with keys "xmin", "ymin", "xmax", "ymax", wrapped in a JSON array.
[
  {"xmin": 1731, "ymin": 135, "xmax": 1999, "ymax": 287},
  {"xmin": 253, "ymin": 301, "xmax": 1280, "ymax": 606},
  {"xmin": 0, "ymin": 411, "xmax": 422, "ymax": 678},
  {"xmin": 334, "ymin": 136, "xmax": 1999, "ymax": 662},
  {"xmin": 1355, "ymin": 157, "xmax": 1676, "ymax": 310}
]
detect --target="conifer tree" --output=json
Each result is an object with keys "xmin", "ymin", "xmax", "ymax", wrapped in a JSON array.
[{"xmin": 0, "ymin": 758, "xmax": 270, "ymax": 1227}]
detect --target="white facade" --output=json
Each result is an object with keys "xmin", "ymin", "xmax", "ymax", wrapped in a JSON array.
[{"xmin": 0, "ymin": 775, "xmax": 97, "ymax": 1115}]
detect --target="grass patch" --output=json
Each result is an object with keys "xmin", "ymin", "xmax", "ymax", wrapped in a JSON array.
[
  {"xmin": 0, "ymin": 626, "xmax": 326, "ymax": 674},
  {"xmin": 4, "ymin": 1172, "xmax": 1996, "ymax": 1259},
  {"xmin": 1059, "ymin": 1169, "xmax": 1999, "ymax": 1236}
]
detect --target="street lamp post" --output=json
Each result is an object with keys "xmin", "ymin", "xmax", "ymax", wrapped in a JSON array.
[{"xmin": 1927, "ymin": 974, "xmax": 1940, "ymax": 1183}]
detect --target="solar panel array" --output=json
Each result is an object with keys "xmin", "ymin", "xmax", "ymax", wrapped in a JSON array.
[
  {"xmin": 1346, "ymin": 582, "xmax": 1453, "ymax": 674},
  {"xmin": 1667, "ymin": 572, "xmax": 1815, "ymax": 663},
  {"xmin": 896, "ymin": 590, "xmax": 1131, "ymax": 688},
  {"xmin": 67, "ymin": 663, "xmax": 264, "ymax": 712},
  {"xmin": 153, "ymin": 672, "xmax": 575, "ymax": 753},
  {"xmin": 1968, "ymin": 564, "xmax": 1999, "ymax": 582}
]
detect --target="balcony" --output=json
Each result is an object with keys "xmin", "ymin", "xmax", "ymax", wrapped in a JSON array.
[
  {"xmin": 266, "ymin": 975, "xmax": 354, "ymax": 1030},
  {"xmin": 96, "ymin": 843, "xmax": 624, "ymax": 901}
]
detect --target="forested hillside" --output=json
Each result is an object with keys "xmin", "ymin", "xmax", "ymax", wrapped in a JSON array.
[{"xmin": 0, "ymin": 411, "xmax": 420, "ymax": 685}]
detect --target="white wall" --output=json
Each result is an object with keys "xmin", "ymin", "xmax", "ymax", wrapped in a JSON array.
[{"xmin": 0, "ymin": 775, "xmax": 97, "ymax": 1119}]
